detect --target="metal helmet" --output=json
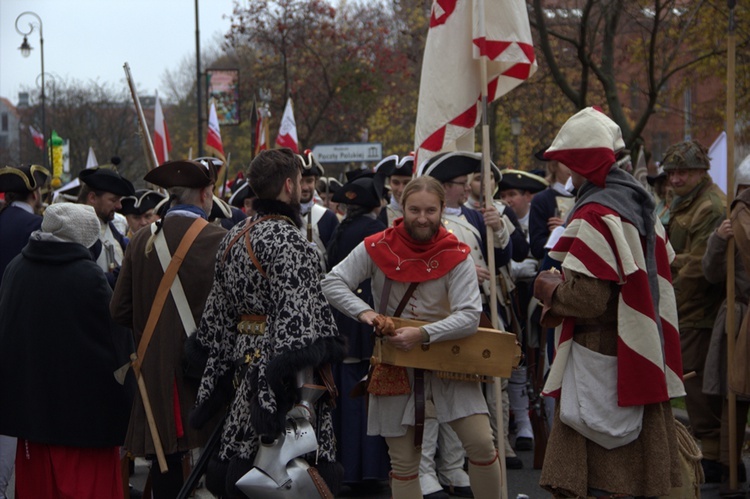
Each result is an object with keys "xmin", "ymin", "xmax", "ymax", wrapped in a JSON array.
[{"xmin": 661, "ymin": 140, "xmax": 711, "ymax": 171}]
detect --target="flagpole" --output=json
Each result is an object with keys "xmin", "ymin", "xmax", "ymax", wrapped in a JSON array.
[
  {"xmin": 725, "ymin": 0, "xmax": 738, "ymax": 491},
  {"xmin": 477, "ymin": 0, "xmax": 507, "ymax": 497}
]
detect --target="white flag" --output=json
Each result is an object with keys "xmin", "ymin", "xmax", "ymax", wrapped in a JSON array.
[
  {"xmin": 709, "ymin": 131, "xmax": 727, "ymax": 194},
  {"xmin": 85, "ymin": 147, "xmax": 98, "ymax": 169},
  {"xmin": 414, "ymin": 0, "xmax": 537, "ymax": 165}
]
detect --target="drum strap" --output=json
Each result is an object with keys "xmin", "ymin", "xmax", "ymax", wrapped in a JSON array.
[{"xmin": 379, "ymin": 279, "xmax": 423, "ymax": 448}]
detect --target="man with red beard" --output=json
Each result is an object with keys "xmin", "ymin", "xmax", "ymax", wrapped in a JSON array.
[{"xmin": 323, "ymin": 176, "xmax": 501, "ymax": 499}]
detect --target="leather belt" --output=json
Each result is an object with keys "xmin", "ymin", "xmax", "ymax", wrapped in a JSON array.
[{"xmin": 238, "ymin": 314, "xmax": 267, "ymax": 335}]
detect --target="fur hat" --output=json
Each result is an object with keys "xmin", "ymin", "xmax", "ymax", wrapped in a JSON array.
[
  {"xmin": 42, "ymin": 203, "xmax": 100, "ymax": 248},
  {"xmin": 544, "ymin": 107, "xmax": 626, "ymax": 188}
]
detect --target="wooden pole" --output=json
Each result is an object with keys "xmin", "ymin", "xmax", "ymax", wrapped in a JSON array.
[
  {"xmin": 132, "ymin": 353, "xmax": 169, "ymax": 473},
  {"xmin": 477, "ymin": 0, "xmax": 507, "ymax": 495},
  {"xmin": 725, "ymin": 0, "xmax": 738, "ymax": 490}
]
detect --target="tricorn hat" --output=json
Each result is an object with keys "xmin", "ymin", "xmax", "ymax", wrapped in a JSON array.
[
  {"xmin": 316, "ymin": 177, "xmax": 343, "ymax": 195},
  {"xmin": 79, "ymin": 167, "xmax": 135, "ymax": 196},
  {"xmin": 332, "ymin": 171, "xmax": 385, "ymax": 209},
  {"xmin": 646, "ymin": 166, "xmax": 668, "ymax": 187},
  {"xmin": 418, "ymin": 151, "xmax": 489, "ymax": 183},
  {"xmin": 119, "ymin": 189, "xmax": 166, "ymax": 215},
  {"xmin": 534, "ymin": 145, "xmax": 551, "ymax": 162},
  {"xmin": 298, "ymin": 150, "xmax": 324, "ymax": 177},
  {"xmin": 0, "ymin": 164, "xmax": 50, "ymax": 193},
  {"xmin": 228, "ymin": 179, "xmax": 256, "ymax": 208},
  {"xmin": 143, "ymin": 159, "xmax": 217, "ymax": 189},
  {"xmin": 376, "ymin": 155, "xmax": 414, "ymax": 178},
  {"xmin": 498, "ymin": 169, "xmax": 548, "ymax": 193}
]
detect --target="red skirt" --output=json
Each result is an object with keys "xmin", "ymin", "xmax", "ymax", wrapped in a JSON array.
[{"xmin": 15, "ymin": 440, "xmax": 122, "ymax": 499}]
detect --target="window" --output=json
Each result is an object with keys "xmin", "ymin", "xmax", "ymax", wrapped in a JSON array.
[{"xmin": 1, "ymin": 113, "xmax": 7, "ymax": 132}]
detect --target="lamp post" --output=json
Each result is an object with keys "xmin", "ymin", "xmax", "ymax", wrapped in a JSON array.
[
  {"xmin": 16, "ymin": 12, "xmax": 46, "ymax": 169},
  {"xmin": 510, "ymin": 115, "xmax": 522, "ymax": 169}
]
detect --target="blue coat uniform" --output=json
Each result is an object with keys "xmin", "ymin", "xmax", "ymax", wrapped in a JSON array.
[
  {"xmin": 528, "ymin": 187, "xmax": 574, "ymax": 260},
  {"xmin": 0, "ymin": 205, "xmax": 41, "ymax": 287},
  {"xmin": 326, "ymin": 213, "xmax": 391, "ymax": 484}
]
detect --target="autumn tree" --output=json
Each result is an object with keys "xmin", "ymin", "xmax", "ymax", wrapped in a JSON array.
[
  {"xmin": 225, "ymin": 0, "xmax": 414, "ymax": 154},
  {"xmin": 15, "ymin": 78, "xmax": 149, "ymax": 185},
  {"xmin": 528, "ymin": 0, "xmax": 741, "ymax": 157}
]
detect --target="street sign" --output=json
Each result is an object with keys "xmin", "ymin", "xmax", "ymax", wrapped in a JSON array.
[{"xmin": 311, "ymin": 143, "xmax": 382, "ymax": 163}]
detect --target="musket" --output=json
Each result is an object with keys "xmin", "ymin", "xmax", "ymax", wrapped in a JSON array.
[{"xmin": 123, "ymin": 63, "xmax": 159, "ymax": 172}]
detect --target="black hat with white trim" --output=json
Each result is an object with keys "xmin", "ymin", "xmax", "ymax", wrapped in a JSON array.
[
  {"xmin": 297, "ymin": 149, "xmax": 324, "ymax": 177},
  {"xmin": 498, "ymin": 169, "xmax": 548, "ymax": 193},
  {"xmin": 419, "ymin": 151, "xmax": 499, "ymax": 184},
  {"xmin": 119, "ymin": 189, "xmax": 166, "ymax": 215},
  {"xmin": 0, "ymin": 164, "xmax": 50, "ymax": 193},
  {"xmin": 316, "ymin": 177, "xmax": 343, "ymax": 195},
  {"xmin": 228, "ymin": 179, "xmax": 256, "ymax": 208}
]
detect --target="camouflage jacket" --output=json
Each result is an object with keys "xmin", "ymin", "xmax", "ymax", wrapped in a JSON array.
[{"xmin": 668, "ymin": 177, "xmax": 726, "ymax": 329}]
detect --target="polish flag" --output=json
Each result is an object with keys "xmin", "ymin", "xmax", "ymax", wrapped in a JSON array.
[
  {"xmin": 275, "ymin": 98, "xmax": 299, "ymax": 153},
  {"xmin": 153, "ymin": 93, "xmax": 172, "ymax": 166},
  {"xmin": 206, "ymin": 100, "xmax": 225, "ymax": 160},
  {"xmin": 414, "ymin": 0, "xmax": 537, "ymax": 165},
  {"xmin": 29, "ymin": 125, "xmax": 44, "ymax": 150}
]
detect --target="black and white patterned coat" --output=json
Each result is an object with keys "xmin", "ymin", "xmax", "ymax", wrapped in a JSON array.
[{"xmin": 193, "ymin": 199, "xmax": 346, "ymax": 466}]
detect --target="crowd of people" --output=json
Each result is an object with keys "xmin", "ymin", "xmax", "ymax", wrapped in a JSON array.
[{"xmin": 0, "ymin": 106, "xmax": 747, "ymax": 499}]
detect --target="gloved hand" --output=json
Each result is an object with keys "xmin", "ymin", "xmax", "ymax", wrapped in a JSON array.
[{"xmin": 534, "ymin": 269, "xmax": 564, "ymax": 328}]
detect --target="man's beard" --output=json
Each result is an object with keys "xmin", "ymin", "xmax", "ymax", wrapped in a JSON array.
[{"xmin": 404, "ymin": 218, "xmax": 440, "ymax": 242}]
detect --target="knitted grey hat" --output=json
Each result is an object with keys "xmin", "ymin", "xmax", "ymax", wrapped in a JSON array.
[{"xmin": 42, "ymin": 203, "xmax": 100, "ymax": 248}]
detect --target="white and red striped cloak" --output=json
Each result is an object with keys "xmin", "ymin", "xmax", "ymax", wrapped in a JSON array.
[{"xmin": 543, "ymin": 203, "xmax": 685, "ymax": 406}]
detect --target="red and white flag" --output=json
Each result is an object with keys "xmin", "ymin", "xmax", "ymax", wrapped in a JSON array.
[
  {"xmin": 414, "ymin": 0, "xmax": 537, "ymax": 165},
  {"xmin": 275, "ymin": 97, "xmax": 299, "ymax": 153},
  {"xmin": 153, "ymin": 93, "xmax": 172, "ymax": 166},
  {"xmin": 255, "ymin": 106, "xmax": 268, "ymax": 156},
  {"xmin": 206, "ymin": 100, "xmax": 225, "ymax": 160},
  {"xmin": 29, "ymin": 125, "xmax": 44, "ymax": 150}
]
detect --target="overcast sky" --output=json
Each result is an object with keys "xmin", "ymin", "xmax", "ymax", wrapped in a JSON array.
[{"xmin": 0, "ymin": 0, "xmax": 239, "ymax": 105}]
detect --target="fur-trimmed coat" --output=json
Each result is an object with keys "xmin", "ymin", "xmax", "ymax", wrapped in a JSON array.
[{"xmin": 193, "ymin": 199, "xmax": 346, "ymax": 466}]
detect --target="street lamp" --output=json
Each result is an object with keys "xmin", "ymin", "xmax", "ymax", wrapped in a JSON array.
[
  {"xmin": 510, "ymin": 115, "xmax": 522, "ymax": 169},
  {"xmin": 16, "ymin": 11, "xmax": 46, "ymax": 169}
]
